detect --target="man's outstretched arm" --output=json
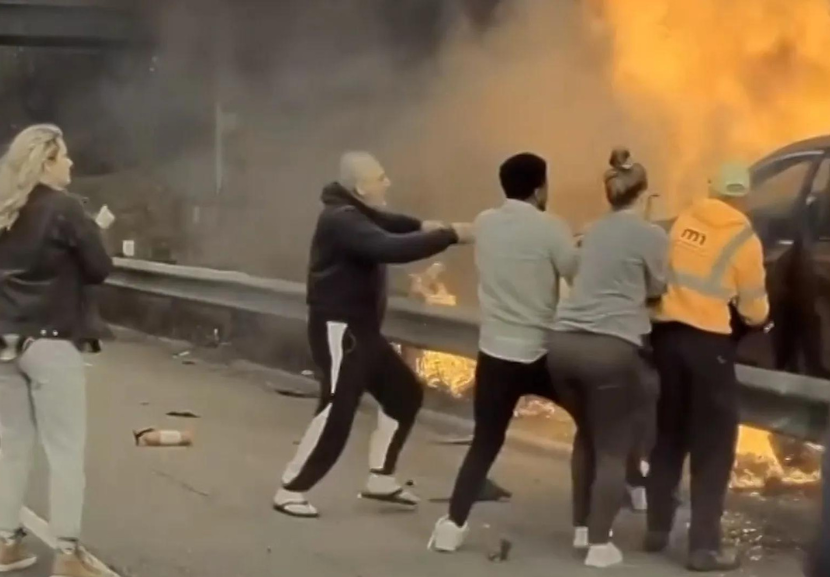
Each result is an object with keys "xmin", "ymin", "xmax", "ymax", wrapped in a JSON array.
[{"xmin": 329, "ymin": 207, "xmax": 469, "ymax": 264}]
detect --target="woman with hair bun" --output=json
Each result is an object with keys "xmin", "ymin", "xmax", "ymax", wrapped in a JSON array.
[{"xmin": 547, "ymin": 148, "xmax": 669, "ymax": 568}]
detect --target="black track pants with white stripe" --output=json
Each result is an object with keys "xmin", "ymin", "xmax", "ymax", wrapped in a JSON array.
[{"xmin": 281, "ymin": 315, "xmax": 424, "ymax": 493}]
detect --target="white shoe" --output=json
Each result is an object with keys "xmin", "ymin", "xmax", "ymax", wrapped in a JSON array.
[
  {"xmin": 428, "ymin": 516, "xmax": 469, "ymax": 552},
  {"xmin": 360, "ymin": 474, "xmax": 419, "ymax": 506},
  {"xmin": 585, "ymin": 543, "xmax": 623, "ymax": 568},
  {"xmin": 0, "ymin": 531, "xmax": 36, "ymax": 573},
  {"xmin": 573, "ymin": 526, "xmax": 589, "ymax": 549},
  {"xmin": 273, "ymin": 488, "xmax": 319, "ymax": 518},
  {"xmin": 628, "ymin": 486, "xmax": 648, "ymax": 512}
]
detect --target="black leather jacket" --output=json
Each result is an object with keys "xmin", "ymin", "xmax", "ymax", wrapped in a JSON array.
[{"xmin": 0, "ymin": 186, "xmax": 112, "ymax": 344}]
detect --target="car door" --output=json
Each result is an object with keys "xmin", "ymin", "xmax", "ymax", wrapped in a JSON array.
[
  {"xmin": 798, "ymin": 155, "xmax": 830, "ymax": 377},
  {"xmin": 737, "ymin": 151, "xmax": 824, "ymax": 370}
]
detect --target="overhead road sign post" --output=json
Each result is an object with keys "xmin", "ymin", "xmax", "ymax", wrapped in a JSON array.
[{"xmin": 0, "ymin": 0, "xmax": 146, "ymax": 48}]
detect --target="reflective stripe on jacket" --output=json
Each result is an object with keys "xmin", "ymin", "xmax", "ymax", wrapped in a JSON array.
[{"xmin": 653, "ymin": 198, "xmax": 769, "ymax": 334}]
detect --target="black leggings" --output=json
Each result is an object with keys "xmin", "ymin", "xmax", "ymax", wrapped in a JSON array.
[
  {"xmin": 626, "ymin": 387, "xmax": 658, "ymax": 489},
  {"xmin": 447, "ymin": 352, "xmax": 559, "ymax": 526},
  {"xmin": 548, "ymin": 331, "xmax": 653, "ymax": 545}
]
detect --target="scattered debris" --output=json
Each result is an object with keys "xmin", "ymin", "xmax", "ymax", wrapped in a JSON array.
[
  {"xmin": 722, "ymin": 510, "xmax": 804, "ymax": 554},
  {"xmin": 487, "ymin": 539, "xmax": 512, "ymax": 562},
  {"xmin": 182, "ymin": 359, "xmax": 197, "ymax": 366},
  {"xmin": 432, "ymin": 435, "xmax": 474, "ymax": 446},
  {"xmin": 405, "ymin": 480, "xmax": 415, "ymax": 487},
  {"xmin": 275, "ymin": 388, "xmax": 317, "ymax": 399},
  {"xmin": 152, "ymin": 469, "xmax": 210, "ymax": 498},
  {"xmin": 134, "ymin": 428, "xmax": 194, "ymax": 447},
  {"xmin": 301, "ymin": 370, "xmax": 314, "ymax": 378},
  {"xmin": 173, "ymin": 350, "xmax": 191, "ymax": 358},
  {"xmin": 514, "ymin": 398, "xmax": 558, "ymax": 419},
  {"xmin": 483, "ymin": 525, "xmax": 512, "ymax": 562},
  {"xmin": 479, "ymin": 478, "xmax": 512, "ymax": 502},
  {"xmin": 166, "ymin": 411, "xmax": 201, "ymax": 419},
  {"xmin": 140, "ymin": 401, "xmax": 150, "ymax": 407}
]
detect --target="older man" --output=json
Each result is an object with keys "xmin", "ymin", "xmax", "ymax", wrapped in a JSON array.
[{"xmin": 273, "ymin": 152, "xmax": 472, "ymax": 518}]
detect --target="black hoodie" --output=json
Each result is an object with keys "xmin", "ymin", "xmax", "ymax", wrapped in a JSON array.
[{"xmin": 306, "ymin": 183, "xmax": 459, "ymax": 328}]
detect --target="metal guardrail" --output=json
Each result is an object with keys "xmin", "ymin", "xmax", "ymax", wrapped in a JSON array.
[{"xmin": 108, "ymin": 258, "xmax": 830, "ymax": 442}]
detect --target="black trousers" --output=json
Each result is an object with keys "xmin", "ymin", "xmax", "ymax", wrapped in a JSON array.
[
  {"xmin": 548, "ymin": 331, "xmax": 653, "ymax": 544},
  {"xmin": 647, "ymin": 323, "xmax": 739, "ymax": 552},
  {"xmin": 282, "ymin": 315, "xmax": 424, "ymax": 492},
  {"xmin": 448, "ymin": 352, "xmax": 558, "ymax": 526}
]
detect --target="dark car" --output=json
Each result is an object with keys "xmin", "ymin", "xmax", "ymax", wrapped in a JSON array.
[{"xmin": 717, "ymin": 136, "xmax": 830, "ymax": 378}]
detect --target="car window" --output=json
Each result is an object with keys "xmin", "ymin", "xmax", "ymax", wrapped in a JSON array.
[
  {"xmin": 811, "ymin": 158, "xmax": 830, "ymax": 196},
  {"xmin": 806, "ymin": 158, "xmax": 830, "ymax": 240},
  {"xmin": 748, "ymin": 156, "xmax": 816, "ymax": 215}
]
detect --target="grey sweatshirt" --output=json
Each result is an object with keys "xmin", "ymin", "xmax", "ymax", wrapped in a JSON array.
[
  {"xmin": 475, "ymin": 200, "xmax": 578, "ymax": 362},
  {"xmin": 553, "ymin": 209, "xmax": 668, "ymax": 346}
]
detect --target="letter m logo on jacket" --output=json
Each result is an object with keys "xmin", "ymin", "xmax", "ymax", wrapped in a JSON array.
[{"xmin": 680, "ymin": 228, "xmax": 707, "ymax": 246}]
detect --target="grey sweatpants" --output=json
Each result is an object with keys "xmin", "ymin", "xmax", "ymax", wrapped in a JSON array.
[{"xmin": 0, "ymin": 339, "xmax": 87, "ymax": 543}]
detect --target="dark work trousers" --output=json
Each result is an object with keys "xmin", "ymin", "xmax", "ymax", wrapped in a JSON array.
[
  {"xmin": 547, "ymin": 331, "xmax": 652, "ymax": 545},
  {"xmin": 647, "ymin": 322, "xmax": 739, "ymax": 552},
  {"xmin": 281, "ymin": 314, "xmax": 424, "ymax": 492},
  {"xmin": 448, "ymin": 352, "xmax": 559, "ymax": 526}
]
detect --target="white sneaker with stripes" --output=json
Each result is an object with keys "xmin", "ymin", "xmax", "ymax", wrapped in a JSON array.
[{"xmin": 359, "ymin": 474, "xmax": 419, "ymax": 506}]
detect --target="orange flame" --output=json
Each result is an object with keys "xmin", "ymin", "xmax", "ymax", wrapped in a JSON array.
[
  {"xmin": 406, "ymin": 269, "xmax": 818, "ymax": 489},
  {"xmin": 590, "ymin": 0, "xmax": 830, "ymax": 212}
]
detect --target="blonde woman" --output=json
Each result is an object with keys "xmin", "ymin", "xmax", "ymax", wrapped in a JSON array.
[{"xmin": 0, "ymin": 125, "xmax": 111, "ymax": 577}]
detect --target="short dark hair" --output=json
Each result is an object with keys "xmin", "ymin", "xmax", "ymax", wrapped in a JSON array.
[
  {"xmin": 604, "ymin": 147, "xmax": 648, "ymax": 210},
  {"xmin": 499, "ymin": 153, "xmax": 547, "ymax": 200}
]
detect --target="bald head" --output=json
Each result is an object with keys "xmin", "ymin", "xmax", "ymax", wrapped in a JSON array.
[{"xmin": 338, "ymin": 151, "xmax": 391, "ymax": 207}]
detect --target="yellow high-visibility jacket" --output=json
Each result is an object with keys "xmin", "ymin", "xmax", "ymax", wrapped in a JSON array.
[{"xmin": 653, "ymin": 198, "xmax": 769, "ymax": 334}]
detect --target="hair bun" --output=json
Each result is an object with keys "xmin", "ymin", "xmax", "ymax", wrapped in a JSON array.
[{"xmin": 609, "ymin": 147, "xmax": 634, "ymax": 171}]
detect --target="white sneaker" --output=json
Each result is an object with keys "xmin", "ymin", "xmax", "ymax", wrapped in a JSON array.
[
  {"xmin": 273, "ymin": 488, "xmax": 319, "ymax": 518},
  {"xmin": 628, "ymin": 486, "xmax": 648, "ymax": 512},
  {"xmin": 428, "ymin": 516, "xmax": 469, "ymax": 552},
  {"xmin": 585, "ymin": 543, "xmax": 624, "ymax": 568},
  {"xmin": 0, "ymin": 530, "xmax": 36, "ymax": 573},
  {"xmin": 360, "ymin": 474, "xmax": 419, "ymax": 506},
  {"xmin": 573, "ymin": 526, "xmax": 589, "ymax": 549}
]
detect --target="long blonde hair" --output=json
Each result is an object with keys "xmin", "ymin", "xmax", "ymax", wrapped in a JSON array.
[{"xmin": 0, "ymin": 124, "xmax": 64, "ymax": 231}]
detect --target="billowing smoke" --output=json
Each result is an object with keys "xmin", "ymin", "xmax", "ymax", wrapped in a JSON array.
[{"xmin": 3, "ymin": 0, "xmax": 645, "ymax": 300}]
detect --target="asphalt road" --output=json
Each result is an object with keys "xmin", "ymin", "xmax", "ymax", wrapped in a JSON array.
[{"xmin": 9, "ymin": 331, "xmax": 811, "ymax": 577}]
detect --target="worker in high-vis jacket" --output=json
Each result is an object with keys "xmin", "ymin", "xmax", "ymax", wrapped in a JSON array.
[{"xmin": 646, "ymin": 163, "xmax": 769, "ymax": 573}]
